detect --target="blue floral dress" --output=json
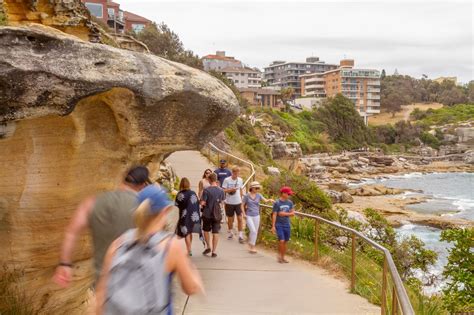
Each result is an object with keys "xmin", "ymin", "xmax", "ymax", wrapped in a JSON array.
[{"xmin": 175, "ymin": 189, "xmax": 201, "ymax": 237}]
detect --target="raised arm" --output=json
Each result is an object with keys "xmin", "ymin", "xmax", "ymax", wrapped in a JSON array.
[{"xmin": 53, "ymin": 196, "xmax": 95, "ymax": 288}]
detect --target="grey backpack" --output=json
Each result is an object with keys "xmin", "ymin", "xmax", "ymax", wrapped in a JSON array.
[{"xmin": 104, "ymin": 229, "xmax": 174, "ymax": 315}]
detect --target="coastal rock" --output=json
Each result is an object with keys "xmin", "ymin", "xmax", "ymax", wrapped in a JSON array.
[
  {"xmin": 328, "ymin": 182, "xmax": 349, "ymax": 192},
  {"xmin": 332, "ymin": 166, "xmax": 350, "ymax": 173},
  {"xmin": 322, "ymin": 159, "xmax": 339, "ymax": 167},
  {"xmin": 0, "ymin": 26, "xmax": 239, "ymax": 313},
  {"xmin": 340, "ymin": 191, "xmax": 354, "ymax": 203},
  {"xmin": 267, "ymin": 166, "xmax": 281, "ymax": 176},
  {"xmin": 464, "ymin": 150, "xmax": 474, "ymax": 164},
  {"xmin": 456, "ymin": 127, "xmax": 474, "ymax": 144},
  {"xmin": 271, "ymin": 141, "xmax": 303, "ymax": 159}
]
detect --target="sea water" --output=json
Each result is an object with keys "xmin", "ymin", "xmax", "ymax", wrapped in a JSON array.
[{"xmin": 368, "ymin": 172, "xmax": 473, "ymax": 293}]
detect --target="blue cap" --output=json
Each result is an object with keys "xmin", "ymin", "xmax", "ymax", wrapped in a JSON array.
[{"xmin": 137, "ymin": 185, "xmax": 173, "ymax": 214}]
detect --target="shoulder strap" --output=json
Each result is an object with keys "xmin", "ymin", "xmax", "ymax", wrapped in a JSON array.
[{"xmin": 147, "ymin": 231, "xmax": 174, "ymax": 253}]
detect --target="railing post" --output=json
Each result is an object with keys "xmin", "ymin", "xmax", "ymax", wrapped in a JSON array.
[
  {"xmin": 314, "ymin": 220, "xmax": 320, "ymax": 261},
  {"xmin": 381, "ymin": 257, "xmax": 388, "ymax": 315},
  {"xmin": 351, "ymin": 233, "xmax": 356, "ymax": 292},
  {"xmin": 391, "ymin": 286, "xmax": 398, "ymax": 315}
]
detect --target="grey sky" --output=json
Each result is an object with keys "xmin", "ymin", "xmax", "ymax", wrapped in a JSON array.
[{"xmin": 119, "ymin": 0, "xmax": 473, "ymax": 83}]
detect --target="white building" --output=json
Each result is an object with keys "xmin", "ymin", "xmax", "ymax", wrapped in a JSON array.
[
  {"xmin": 202, "ymin": 51, "xmax": 243, "ymax": 71},
  {"xmin": 221, "ymin": 67, "xmax": 262, "ymax": 89}
]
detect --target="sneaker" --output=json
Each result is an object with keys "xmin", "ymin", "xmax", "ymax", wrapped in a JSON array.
[
  {"xmin": 227, "ymin": 233, "xmax": 233, "ymax": 240},
  {"xmin": 238, "ymin": 237, "xmax": 245, "ymax": 244},
  {"xmin": 202, "ymin": 248, "xmax": 211, "ymax": 256},
  {"xmin": 189, "ymin": 252, "xmax": 193, "ymax": 257}
]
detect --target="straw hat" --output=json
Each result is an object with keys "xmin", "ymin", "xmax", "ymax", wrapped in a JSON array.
[{"xmin": 249, "ymin": 181, "xmax": 262, "ymax": 189}]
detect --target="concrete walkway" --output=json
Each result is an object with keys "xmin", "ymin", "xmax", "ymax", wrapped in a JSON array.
[{"xmin": 166, "ymin": 150, "xmax": 379, "ymax": 314}]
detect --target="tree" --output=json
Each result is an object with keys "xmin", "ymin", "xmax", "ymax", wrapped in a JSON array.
[
  {"xmin": 135, "ymin": 23, "xmax": 203, "ymax": 69},
  {"xmin": 314, "ymin": 94, "xmax": 370, "ymax": 149},
  {"xmin": 279, "ymin": 87, "xmax": 295, "ymax": 111},
  {"xmin": 381, "ymin": 69, "xmax": 386, "ymax": 79},
  {"xmin": 440, "ymin": 228, "xmax": 474, "ymax": 313},
  {"xmin": 383, "ymin": 92, "xmax": 405, "ymax": 116}
]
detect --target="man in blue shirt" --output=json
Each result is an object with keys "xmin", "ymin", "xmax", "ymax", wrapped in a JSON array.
[
  {"xmin": 214, "ymin": 159, "xmax": 232, "ymax": 187},
  {"xmin": 272, "ymin": 186, "xmax": 295, "ymax": 263}
]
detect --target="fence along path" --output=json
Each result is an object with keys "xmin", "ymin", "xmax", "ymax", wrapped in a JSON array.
[{"xmin": 166, "ymin": 150, "xmax": 379, "ymax": 314}]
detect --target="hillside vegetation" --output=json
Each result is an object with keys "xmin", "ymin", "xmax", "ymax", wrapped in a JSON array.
[{"xmin": 410, "ymin": 104, "xmax": 474, "ymax": 125}]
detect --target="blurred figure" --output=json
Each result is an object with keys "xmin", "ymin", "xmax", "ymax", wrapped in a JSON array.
[
  {"xmin": 271, "ymin": 186, "xmax": 296, "ymax": 263},
  {"xmin": 214, "ymin": 159, "xmax": 231, "ymax": 187},
  {"xmin": 198, "ymin": 169, "xmax": 212, "ymax": 199},
  {"xmin": 96, "ymin": 185, "xmax": 203, "ymax": 314},
  {"xmin": 175, "ymin": 177, "xmax": 201, "ymax": 256},
  {"xmin": 53, "ymin": 166, "xmax": 151, "ymax": 288},
  {"xmin": 241, "ymin": 181, "xmax": 274, "ymax": 253},
  {"xmin": 222, "ymin": 167, "xmax": 244, "ymax": 243},
  {"xmin": 200, "ymin": 173, "xmax": 225, "ymax": 257}
]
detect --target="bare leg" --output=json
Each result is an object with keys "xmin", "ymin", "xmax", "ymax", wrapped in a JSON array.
[
  {"xmin": 212, "ymin": 233, "xmax": 219, "ymax": 254},
  {"xmin": 203, "ymin": 231, "xmax": 211, "ymax": 249},
  {"xmin": 185, "ymin": 234, "xmax": 192, "ymax": 254},
  {"xmin": 278, "ymin": 241, "xmax": 285, "ymax": 261},
  {"xmin": 227, "ymin": 215, "xmax": 234, "ymax": 231},
  {"xmin": 237, "ymin": 214, "xmax": 243, "ymax": 232}
]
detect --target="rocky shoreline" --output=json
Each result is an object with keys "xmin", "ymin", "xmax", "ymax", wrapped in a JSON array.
[{"xmin": 296, "ymin": 153, "xmax": 473, "ymax": 229}]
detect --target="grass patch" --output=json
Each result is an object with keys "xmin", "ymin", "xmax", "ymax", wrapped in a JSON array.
[{"xmin": 0, "ymin": 265, "xmax": 39, "ymax": 315}]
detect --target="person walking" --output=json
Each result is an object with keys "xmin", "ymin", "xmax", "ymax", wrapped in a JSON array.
[
  {"xmin": 198, "ymin": 169, "xmax": 212, "ymax": 199},
  {"xmin": 222, "ymin": 167, "xmax": 245, "ymax": 243},
  {"xmin": 95, "ymin": 185, "xmax": 203, "ymax": 314},
  {"xmin": 175, "ymin": 177, "xmax": 201, "ymax": 256},
  {"xmin": 271, "ymin": 186, "xmax": 296, "ymax": 263},
  {"xmin": 53, "ymin": 166, "xmax": 151, "ymax": 288},
  {"xmin": 200, "ymin": 173, "xmax": 225, "ymax": 257},
  {"xmin": 214, "ymin": 159, "xmax": 232, "ymax": 187},
  {"xmin": 241, "ymin": 181, "xmax": 274, "ymax": 253}
]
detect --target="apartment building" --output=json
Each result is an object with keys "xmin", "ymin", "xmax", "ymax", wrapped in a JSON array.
[
  {"xmin": 263, "ymin": 57, "xmax": 338, "ymax": 97},
  {"xmin": 323, "ymin": 59, "xmax": 381, "ymax": 123},
  {"xmin": 239, "ymin": 88, "xmax": 281, "ymax": 108},
  {"xmin": 81, "ymin": 0, "xmax": 151, "ymax": 33},
  {"xmin": 300, "ymin": 72, "xmax": 326, "ymax": 98},
  {"xmin": 221, "ymin": 67, "xmax": 262, "ymax": 89},
  {"xmin": 202, "ymin": 51, "xmax": 243, "ymax": 71}
]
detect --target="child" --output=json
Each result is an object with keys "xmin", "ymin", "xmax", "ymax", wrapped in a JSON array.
[{"xmin": 271, "ymin": 186, "xmax": 295, "ymax": 263}]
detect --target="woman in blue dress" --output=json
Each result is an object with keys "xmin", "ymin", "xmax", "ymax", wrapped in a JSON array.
[{"xmin": 175, "ymin": 177, "xmax": 201, "ymax": 256}]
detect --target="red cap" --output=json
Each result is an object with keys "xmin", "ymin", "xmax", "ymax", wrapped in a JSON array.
[{"xmin": 280, "ymin": 186, "xmax": 294, "ymax": 195}]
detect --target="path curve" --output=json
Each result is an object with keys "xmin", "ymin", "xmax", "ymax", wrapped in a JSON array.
[{"xmin": 166, "ymin": 150, "xmax": 379, "ymax": 314}]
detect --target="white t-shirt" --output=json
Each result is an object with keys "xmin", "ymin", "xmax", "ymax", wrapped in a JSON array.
[{"xmin": 222, "ymin": 176, "xmax": 243, "ymax": 205}]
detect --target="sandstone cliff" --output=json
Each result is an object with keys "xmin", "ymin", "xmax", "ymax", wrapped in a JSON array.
[{"xmin": 0, "ymin": 24, "xmax": 239, "ymax": 313}]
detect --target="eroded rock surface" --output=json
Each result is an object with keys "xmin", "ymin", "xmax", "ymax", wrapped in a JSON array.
[{"xmin": 0, "ymin": 25, "xmax": 239, "ymax": 313}]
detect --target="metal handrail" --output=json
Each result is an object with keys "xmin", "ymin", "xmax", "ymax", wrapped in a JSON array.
[
  {"xmin": 206, "ymin": 142, "xmax": 256, "ymax": 188},
  {"xmin": 260, "ymin": 204, "xmax": 414, "ymax": 315},
  {"xmin": 205, "ymin": 142, "xmax": 414, "ymax": 314}
]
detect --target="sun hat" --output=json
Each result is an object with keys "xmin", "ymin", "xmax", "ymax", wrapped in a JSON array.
[
  {"xmin": 125, "ymin": 166, "xmax": 151, "ymax": 185},
  {"xmin": 137, "ymin": 185, "xmax": 173, "ymax": 214},
  {"xmin": 280, "ymin": 186, "xmax": 294, "ymax": 195},
  {"xmin": 249, "ymin": 181, "xmax": 262, "ymax": 189}
]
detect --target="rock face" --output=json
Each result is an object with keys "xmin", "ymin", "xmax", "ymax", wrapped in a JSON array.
[
  {"xmin": 271, "ymin": 141, "xmax": 303, "ymax": 159},
  {"xmin": 0, "ymin": 26, "xmax": 239, "ymax": 313}
]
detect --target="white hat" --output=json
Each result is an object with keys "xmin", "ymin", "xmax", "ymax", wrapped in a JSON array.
[{"xmin": 249, "ymin": 181, "xmax": 262, "ymax": 189}]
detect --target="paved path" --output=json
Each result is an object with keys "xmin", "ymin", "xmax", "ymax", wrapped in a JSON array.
[{"xmin": 166, "ymin": 150, "xmax": 379, "ymax": 314}]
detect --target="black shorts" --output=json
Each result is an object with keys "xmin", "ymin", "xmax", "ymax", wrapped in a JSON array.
[
  {"xmin": 225, "ymin": 204, "xmax": 242, "ymax": 217},
  {"xmin": 202, "ymin": 217, "xmax": 221, "ymax": 234}
]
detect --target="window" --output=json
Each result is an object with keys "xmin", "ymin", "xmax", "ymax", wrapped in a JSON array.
[
  {"xmin": 131, "ymin": 23, "xmax": 145, "ymax": 32},
  {"xmin": 85, "ymin": 3, "xmax": 103, "ymax": 18},
  {"xmin": 108, "ymin": 8, "xmax": 115, "ymax": 18}
]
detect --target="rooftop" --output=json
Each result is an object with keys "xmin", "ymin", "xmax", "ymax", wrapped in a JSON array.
[
  {"xmin": 221, "ymin": 66, "xmax": 260, "ymax": 74},
  {"xmin": 124, "ymin": 11, "xmax": 151, "ymax": 23},
  {"xmin": 239, "ymin": 88, "xmax": 279, "ymax": 95},
  {"xmin": 202, "ymin": 54, "xmax": 241, "ymax": 62}
]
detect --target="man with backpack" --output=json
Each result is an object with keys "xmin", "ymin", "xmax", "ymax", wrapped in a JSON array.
[
  {"xmin": 200, "ymin": 173, "xmax": 225, "ymax": 257},
  {"xmin": 53, "ymin": 166, "xmax": 151, "ymax": 288},
  {"xmin": 95, "ymin": 184, "xmax": 204, "ymax": 314}
]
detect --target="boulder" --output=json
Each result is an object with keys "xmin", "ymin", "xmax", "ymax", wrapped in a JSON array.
[
  {"xmin": 340, "ymin": 191, "xmax": 354, "ymax": 203},
  {"xmin": 358, "ymin": 156, "xmax": 370, "ymax": 163},
  {"xmin": 0, "ymin": 25, "xmax": 239, "ymax": 313},
  {"xmin": 332, "ymin": 166, "xmax": 350, "ymax": 173},
  {"xmin": 322, "ymin": 159, "xmax": 339, "ymax": 167},
  {"xmin": 325, "ymin": 190, "xmax": 342, "ymax": 203},
  {"xmin": 271, "ymin": 141, "xmax": 303, "ymax": 159},
  {"xmin": 464, "ymin": 150, "xmax": 474, "ymax": 164},
  {"xmin": 328, "ymin": 182, "xmax": 349, "ymax": 192},
  {"xmin": 267, "ymin": 166, "xmax": 281, "ymax": 176}
]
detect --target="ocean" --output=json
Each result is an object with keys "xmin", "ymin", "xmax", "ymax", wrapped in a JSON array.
[{"xmin": 363, "ymin": 172, "xmax": 474, "ymax": 294}]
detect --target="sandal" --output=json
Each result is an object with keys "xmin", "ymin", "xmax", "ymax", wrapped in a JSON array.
[
  {"xmin": 211, "ymin": 253, "xmax": 218, "ymax": 258},
  {"xmin": 202, "ymin": 248, "xmax": 211, "ymax": 256}
]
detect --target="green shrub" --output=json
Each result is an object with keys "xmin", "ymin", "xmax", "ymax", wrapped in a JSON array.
[{"xmin": 420, "ymin": 132, "xmax": 441, "ymax": 149}]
